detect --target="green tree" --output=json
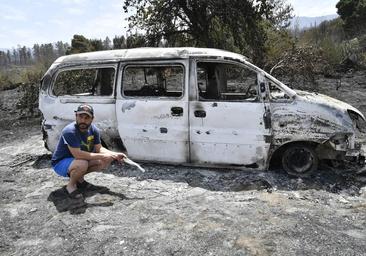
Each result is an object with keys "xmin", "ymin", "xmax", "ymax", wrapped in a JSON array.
[
  {"xmin": 67, "ymin": 34, "xmax": 91, "ymax": 54},
  {"xmin": 55, "ymin": 41, "xmax": 68, "ymax": 56},
  {"xmin": 113, "ymin": 35, "xmax": 127, "ymax": 49},
  {"xmin": 264, "ymin": 26, "xmax": 295, "ymax": 71},
  {"xmin": 33, "ymin": 44, "xmax": 41, "ymax": 63},
  {"xmin": 19, "ymin": 46, "xmax": 28, "ymax": 65},
  {"xmin": 26, "ymin": 48, "xmax": 32, "ymax": 65},
  {"xmin": 0, "ymin": 51, "xmax": 7, "ymax": 66},
  {"xmin": 67, "ymin": 35, "xmax": 113, "ymax": 54},
  {"xmin": 126, "ymin": 33, "xmax": 147, "ymax": 48},
  {"xmin": 39, "ymin": 43, "xmax": 56, "ymax": 67},
  {"xmin": 336, "ymin": 0, "xmax": 366, "ymax": 37},
  {"xmin": 12, "ymin": 48, "xmax": 18, "ymax": 65},
  {"xmin": 89, "ymin": 39, "xmax": 104, "ymax": 51},
  {"xmin": 123, "ymin": 0, "xmax": 293, "ymax": 66},
  {"xmin": 103, "ymin": 36, "xmax": 112, "ymax": 50},
  {"xmin": 6, "ymin": 50, "xmax": 11, "ymax": 65}
]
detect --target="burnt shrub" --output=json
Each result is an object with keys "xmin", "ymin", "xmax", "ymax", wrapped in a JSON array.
[
  {"xmin": 17, "ymin": 83, "xmax": 40, "ymax": 117},
  {"xmin": 16, "ymin": 68, "xmax": 44, "ymax": 117},
  {"xmin": 269, "ymin": 45, "xmax": 330, "ymax": 91}
]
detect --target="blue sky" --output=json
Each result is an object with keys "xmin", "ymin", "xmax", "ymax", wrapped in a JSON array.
[
  {"xmin": 0, "ymin": 0, "xmax": 128, "ymax": 48},
  {"xmin": 0, "ymin": 0, "xmax": 339, "ymax": 49},
  {"xmin": 288, "ymin": 0, "xmax": 338, "ymax": 17}
]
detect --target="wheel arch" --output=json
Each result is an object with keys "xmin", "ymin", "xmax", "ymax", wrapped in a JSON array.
[{"xmin": 268, "ymin": 140, "xmax": 320, "ymax": 169}]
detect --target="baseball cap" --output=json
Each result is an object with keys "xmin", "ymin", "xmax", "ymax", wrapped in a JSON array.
[{"xmin": 75, "ymin": 104, "xmax": 94, "ymax": 117}]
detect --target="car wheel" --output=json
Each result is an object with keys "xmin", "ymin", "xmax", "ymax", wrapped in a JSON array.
[{"xmin": 282, "ymin": 144, "xmax": 318, "ymax": 177}]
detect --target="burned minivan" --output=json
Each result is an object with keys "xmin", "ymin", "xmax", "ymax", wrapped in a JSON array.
[{"xmin": 39, "ymin": 47, "xmax": 366, "ymax": 176}]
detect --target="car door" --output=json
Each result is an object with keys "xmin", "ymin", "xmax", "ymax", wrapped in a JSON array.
[
  {"xmin": 189, "ymin": 60, "xmax": 271, "ymax": 168},
  {"xmin": 116, "ymin": 60, "xmax": 190, "ymax": 163},
  {"xmin": 41, "ymin": 64, "xmax": 118, "ymax": 151}
]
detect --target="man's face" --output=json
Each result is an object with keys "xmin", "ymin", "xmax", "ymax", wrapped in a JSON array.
[{"xmin": 75, "ymin": 113, "xmax": 93, "ymax": 131}]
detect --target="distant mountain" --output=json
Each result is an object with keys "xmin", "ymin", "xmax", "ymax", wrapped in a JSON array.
[{"xmin": 291, "ymin": 14, "xmax": 338, "ymax": 29}]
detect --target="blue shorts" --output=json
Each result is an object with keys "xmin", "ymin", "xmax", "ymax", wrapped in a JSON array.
[{"xmin": 52, "ymin": 158, "xmax": 74, "ymax": 177}]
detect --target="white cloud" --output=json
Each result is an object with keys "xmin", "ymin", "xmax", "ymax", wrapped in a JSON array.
[
  {"xmin": 50, "ymin": 0, "xmax": 87, "ymax": 5},
  {"xmin": 74, "ymin": 7, "xmax": 128, "ymax": 39},
  {"xmin": 2, "ymin": 14, "xmax": 26, "ymax": 21},
  {"xmin": 2, "ymin": 29, "xmax": 40, "ymax": 47},
  {"xmin": 0, "ymin": 6, "xmax": 27, "ymax": 22},
  {"xmin": 12, "ymin": 29, "xmax": 36, "ymax": 39},
  {"xmin": 34, "ymin": 0, "xmax": 128, "ymax": 44},
  {"xmin": 65, "ymin": 7, "xmax": 85, "ymax": 15},
  {"xmin": 287, "ymin": 0, "xmax": 338, "ymax": 17},
  {"xmin": 50, "ymin": 19, "xmax": 65, "ymax": 26},
  {"xmin": 67, "ymin": 0, "xmax": 87, "ymax": 4},
  {"xmin": 34, "ymin": 22, "xmax": 44, "ymax": 27},
  {"xmin": 30, "ymin": 1, "xmax": 45, "ymax": 7}
]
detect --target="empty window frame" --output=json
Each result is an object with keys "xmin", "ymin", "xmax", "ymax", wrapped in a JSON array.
[
  {"xmin": 52, "ymin": 67, "xmax": 115, "ymax": 96},
  {"xmin": 268, "ymin": 80, "xmax": 291, "ymax": 101},
  {"xmin": 122, "ymin": 65, "xmax": 184, "ymax": 98},
  {"xmin": 197, "ymin": 62, "xmax": 258, "ymax": 101}
]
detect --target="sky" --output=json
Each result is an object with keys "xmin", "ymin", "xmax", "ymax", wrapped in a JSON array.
[
  {"xmin": 0, "ymin": 0, "xmax": 339, "ymax": 49},
  {"xmin": 287, "ymin": 0, "xmax": 338, "ymax": 17},
  {"xmin": 0, "ymin": 0, "xmax": 129, "ymax": 49}
]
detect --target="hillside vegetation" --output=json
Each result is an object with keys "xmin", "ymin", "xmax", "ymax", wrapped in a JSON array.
[{"xmin": 0, "ymin": 0, "xmax": 365, "ymax": 114}]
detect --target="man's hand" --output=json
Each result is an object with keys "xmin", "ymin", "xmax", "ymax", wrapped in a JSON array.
[
  {"xmin": 110, "ymin": 152, "xmax": 127, "ymax": 163},
  {"xmin": 101, "ymin": 153, "xmax": 115, "ymax": 162},
  {"xmin": 95, "ymin": 144, "xmax": 127, "ymax": 163}
]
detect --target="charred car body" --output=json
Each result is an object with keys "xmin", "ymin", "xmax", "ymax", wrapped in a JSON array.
[{"xmin": 39, "ymin": 48, "xmax": 366, "ymax": 176}]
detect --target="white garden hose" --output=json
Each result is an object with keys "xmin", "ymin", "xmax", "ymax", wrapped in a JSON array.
[{"xmin": 123, "ymin": 157, "xmax": 145, "ymax": 172}]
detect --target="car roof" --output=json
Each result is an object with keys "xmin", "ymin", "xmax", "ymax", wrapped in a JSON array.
[{"xmin": 54, "ymin": 47, "xmax": 248, "ymax": 64}]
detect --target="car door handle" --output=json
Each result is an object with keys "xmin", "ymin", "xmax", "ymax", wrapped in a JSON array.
[
  {"xmin": 171, "ymin": 107, "xmax": 183, "ymax": 116},
  {"xmin": 194, "ymin": 110, "xmax": 206, "ymax": 118}
]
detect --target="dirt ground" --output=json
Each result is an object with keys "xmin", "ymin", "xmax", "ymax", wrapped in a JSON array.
[{"xmin": 1, "ymin": 73, "xmax": 366, "ymax": 256}]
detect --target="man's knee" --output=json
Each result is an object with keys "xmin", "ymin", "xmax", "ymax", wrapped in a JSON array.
[
  {"xmin": 87, "ymin": 159, "xmax": 109, "ymax": 172},
  {"xmin": 95, "ymin": 159, "xmax": 111, "ymax": 171},
  {"xmin": 69, "ymin": 159, "xmax": 89, "ymax": 173},
  {"xmin": 100, "ymin": 159, "xmax": 112, "ymax": 169}
]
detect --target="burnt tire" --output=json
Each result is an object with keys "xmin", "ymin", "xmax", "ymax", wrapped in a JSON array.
[{"xmin": 282, "ymin": 144, "xmax": 318, "ymax": 177}]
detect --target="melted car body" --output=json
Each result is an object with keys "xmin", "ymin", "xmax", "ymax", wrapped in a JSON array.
[{"xmin": 39, "ymin": 47, "xmax": 366, "ymax": 176}]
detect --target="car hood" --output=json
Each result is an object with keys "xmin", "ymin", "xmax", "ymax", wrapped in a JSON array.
[{"xmin": 295, "ymin": 90, "xmax": 365, "ymax": 119}]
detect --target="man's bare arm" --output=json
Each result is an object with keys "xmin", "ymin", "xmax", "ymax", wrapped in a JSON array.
[
  {"xmin": 68, "ymin": 145, "xmax": 113, "ymax": 161},
  {"xmin": 95, "ymin": 144, "xmax": 126, "ymax": 162}
]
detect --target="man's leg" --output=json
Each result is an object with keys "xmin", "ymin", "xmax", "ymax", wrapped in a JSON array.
[
  {"xmin": 67, "ymin": 159, "xmax": 89, "ymax": 194},
  {"xmin": 74, "ymin": 160, "xmax": 102, "ymax": 184},
  {"xmin": 86, "ymin": 158, "xmax": 113, "ymax": 173},
  {"xmin": 76, "ymin": 159, "xmax": 113, "ymax": 192}
]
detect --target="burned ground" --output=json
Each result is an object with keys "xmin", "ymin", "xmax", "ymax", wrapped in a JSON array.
[{"xmin": 1, "ymin": 72, "xmax": 366, "ymax": 255}]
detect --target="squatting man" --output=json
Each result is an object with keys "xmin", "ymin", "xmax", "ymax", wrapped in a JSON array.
[{"xmin": 51, "ymin": 104, "xmax": 126, "ymax": 199}]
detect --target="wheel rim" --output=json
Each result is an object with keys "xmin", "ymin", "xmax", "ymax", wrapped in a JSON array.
[{"xmin": 285, "ymin": 147, "xmax": 315, "ymax": 174}]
